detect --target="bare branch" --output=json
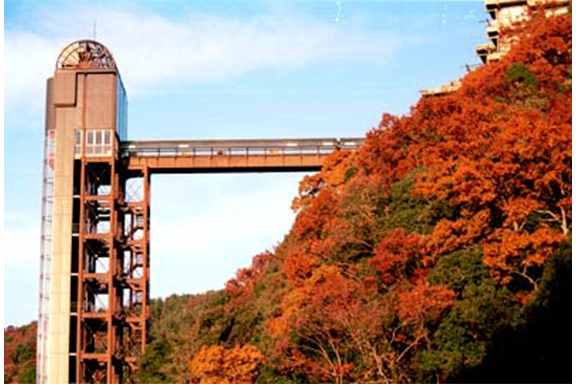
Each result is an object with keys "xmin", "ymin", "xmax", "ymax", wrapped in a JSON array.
[
  {"xmin": 560, "ymin": 207, "xmax": 569, "ymax": 235},
  {"xmin": 396, "ymin": 335, "xmax": 423, "ymax": 363},
  {"xmin": 517, "ymin": 266, "xmax": 538, "ymax": 291},
  {"xmin": 389, "ymin": 324, "xmax": 403, "ymax": 346},
  {"xmin": 535, "ymin": 209, "xmax": 560, "ymax": 221}
]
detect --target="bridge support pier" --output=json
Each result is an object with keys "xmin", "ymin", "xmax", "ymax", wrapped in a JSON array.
[{"xmin": 120, "ymin": 168, "xmax": 150, "ymax": 379}]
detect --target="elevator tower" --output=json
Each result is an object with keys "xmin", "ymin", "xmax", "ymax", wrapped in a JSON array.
[{"xmin": 38, "ymin": 39, "xmax": 143, "ymax": 384}]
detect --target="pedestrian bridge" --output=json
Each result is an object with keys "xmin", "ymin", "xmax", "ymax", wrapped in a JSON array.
[{"xmin": 122, "ymin": 137, "xmax": 365, "ymax": 173}]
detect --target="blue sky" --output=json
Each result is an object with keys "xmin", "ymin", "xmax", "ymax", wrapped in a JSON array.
[{"xmin": 4, "ymin": 0, "xmax": 486, "ymax": 326}]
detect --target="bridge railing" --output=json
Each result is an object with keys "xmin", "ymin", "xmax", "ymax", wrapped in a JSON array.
[{"xmin": 121, "ymin": 138, "xmax": 364, "ymax": 158}]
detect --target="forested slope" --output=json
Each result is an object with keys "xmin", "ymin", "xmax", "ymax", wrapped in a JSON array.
[
  {"xmin": 4, "ymin": 322, "xmax": 37, "ymax": 384},
  {"xmin": 137, "ymin": 10, "xmax": 572, "ymax": 384}
]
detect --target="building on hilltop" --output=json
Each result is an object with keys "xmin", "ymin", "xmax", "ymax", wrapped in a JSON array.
[
  {"xmin": 422, "ymin": 0, "xmax": 570, "ymax": 97},
  {"xmin": 476, "ymin": 0, "xmax": 570, "ymax": 64}
]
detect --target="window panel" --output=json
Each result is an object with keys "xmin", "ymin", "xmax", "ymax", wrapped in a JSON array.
[
  {"xmin": 74, "ymin": 129, "xmax": 82, "ymax": 156},
  {"xmin": 84, "ymin": 129, "xmax": 117, "ymax": 157},
  {"xmin": 104, "ymin": 131, "xmax": 111, "ymax": 145}
]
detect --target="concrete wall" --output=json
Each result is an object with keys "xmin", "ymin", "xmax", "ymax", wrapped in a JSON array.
[
  {"xmin": 47, "ymin": 70, "xmax": 119, "ymax": 384},
  {"xmin": 48, "ymin": 72, "xmax": 77, "ymax": 384},
  {"xmin": 86, "ymin": 74, "xmax": 116, "ymax": 130}
]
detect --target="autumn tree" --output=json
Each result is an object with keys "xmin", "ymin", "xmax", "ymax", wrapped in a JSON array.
[
  {"xmin": 4, "ymin": 322, "xmax": 37, "ymax": 384},
  {"xmin": 189, "ymin": 344, "xmax": 264, "ymax": 384}
]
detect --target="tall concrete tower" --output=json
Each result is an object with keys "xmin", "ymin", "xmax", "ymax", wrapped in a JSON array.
[{"xmin": 38, "ymin": 40, "xmax": 148, "ymax": 384}]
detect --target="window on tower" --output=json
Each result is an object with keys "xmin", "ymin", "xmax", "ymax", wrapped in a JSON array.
[{"xmin": 84, "ymin": 129, "xmax": 113, "ymax": 157}]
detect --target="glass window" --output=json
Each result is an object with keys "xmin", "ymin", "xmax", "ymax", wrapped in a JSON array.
[
  {"xmin": 74, "ymin": 130, "xmax": 82, "ymax": 156},
  {"xmin": 104, "ymin": 131, "xmax": 111, "ymax": 145},
  {"xmin": 84, "ymin": 129, "xmax": 116, "ymax": 157}
]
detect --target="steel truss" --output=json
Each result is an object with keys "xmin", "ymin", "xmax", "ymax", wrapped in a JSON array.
[{"xmin": 72, "ymin": 155, "xmax": 149, "ymax": 384}]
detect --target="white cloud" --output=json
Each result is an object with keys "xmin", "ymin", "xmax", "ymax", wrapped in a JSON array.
[
  {"xmin": 4, "ymin": 226, "xmax": 40, "ymax": 266},
  {"xmin": 4, "ymin": 32, "xmax": 60, "ymax": 117},
  {"xmin": 5, "ymin": 4, "xmax": 403, "ymax": 120}
]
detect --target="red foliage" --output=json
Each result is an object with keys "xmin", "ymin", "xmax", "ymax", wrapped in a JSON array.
[
  {"xmin": 189, "ymin": 344, "xmax": 265, "ymax": 384},
  {"xmin": 397, "ymin": 284, "xmax": 457, "ymax": 326},
  {"xmin": 225, "ymin": 252, "xmax": 272, "ymax": 307},
  {"xmin": 370, "ymin": 228, "xmax": 426, "ymax": 284}
]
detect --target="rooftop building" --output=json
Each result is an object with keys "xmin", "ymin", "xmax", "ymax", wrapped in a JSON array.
[
  {"xmin": 420, "ymin": 80, "xmax": 463, "ymax": 98},
  {"xmin": 476, "ymin": 0, "xmax": 570, "ymax": 63}
]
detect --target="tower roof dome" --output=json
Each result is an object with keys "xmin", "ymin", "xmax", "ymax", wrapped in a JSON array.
[{"xmin": 56, "ymin": 39, "xmax": 116, "ymax": 70}]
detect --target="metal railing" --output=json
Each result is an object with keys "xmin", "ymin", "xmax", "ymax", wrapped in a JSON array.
[{"xmin": 121, "ymin": 138, "xmax": 364, "ymax": 159}]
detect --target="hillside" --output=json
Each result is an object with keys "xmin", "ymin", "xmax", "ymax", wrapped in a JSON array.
[
  {"xmin": 4, "ymin": 322, "xmax": 37, "ymax": 384},
  {"xmin": 135, "ymin": 10, "xmax": 571, "ymax": 384},
  {"xmin": 5, "ymin": 9, "xmax": 571, "ymax": 384}
]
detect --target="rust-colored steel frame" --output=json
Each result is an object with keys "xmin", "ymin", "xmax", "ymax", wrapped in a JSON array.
[
  {"xmin": 74, "ymin": 160, "xmax": 150, "ymax": 383},
  {"xmin": 119, "ymin": 168, "xmax": 150, "ymax": 378},
  {"xmin": 75, "ymin": 154, "xmax": 122, "ymax": 383}
]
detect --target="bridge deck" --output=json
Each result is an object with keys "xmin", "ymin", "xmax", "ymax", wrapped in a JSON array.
[{"xmin": 122, "ymin": 138, "xmax": 364, "ymax": 174}]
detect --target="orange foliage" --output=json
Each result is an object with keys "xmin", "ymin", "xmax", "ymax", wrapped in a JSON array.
[
  {"xmin": 225, "ymin": 252, "xmax": 272, "ymax": 307},
  {"xmin": 397, "ymin": 284, "xmax": 456, "ymax": 326},
  {"xmin": 282, "ymin": 250, "xmax": 319, "ymax": 286},
  {"xmin": 189, "ymin": 344, "xmax": 264, "ymax": 384},
  {"xmin": 484, "ymin": 226, "xmax": 565, "ymax": 288},
  {"xmin": 427, "ymin": 210, "xmax": 491, "ymax": 257},
  {"xmin": 370, "ymin": 228, "xmax": 426, "ymax": 284},
  {"xmin": 291, "ymin": 189, "xmax": 340, "ymax": 241},
  {"xmin": 292, "ymin": 150, "xmax": 356, "ymax": 212},
  {"xmin": 268, "ymin": 265, "xmax": 359, "ymax": 383}
]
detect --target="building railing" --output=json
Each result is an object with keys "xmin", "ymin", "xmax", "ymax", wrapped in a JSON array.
[{"xmin": 121, "ymin": 138, "xmax": 364, "ymax": 159}]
